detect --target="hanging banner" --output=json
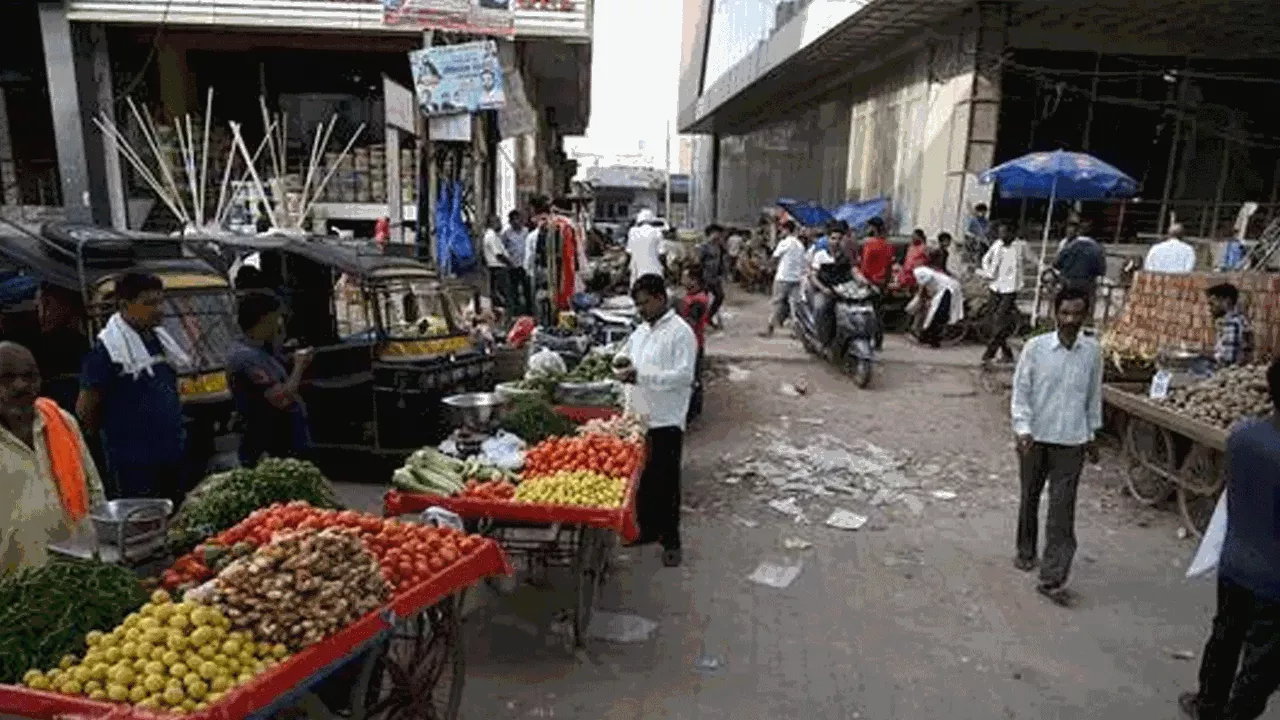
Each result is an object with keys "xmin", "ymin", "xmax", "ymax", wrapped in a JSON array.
[
  {"xmin": 409, "ymin": 40, "xmax": 507, "ymax": 117},
  {"xmin": 383, "ymin": 0, "xmax": 514, "ymax": 36}
]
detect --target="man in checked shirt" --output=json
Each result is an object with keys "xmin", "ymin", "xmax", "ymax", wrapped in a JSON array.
[{"xmin": 1207, "ymin": 283, "xmax": 1253, "ymax": 367}]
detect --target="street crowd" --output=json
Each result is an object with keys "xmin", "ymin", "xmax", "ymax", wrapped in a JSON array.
[{"xmin": 2, "ymin": 195, "xmax": 1278, "ymax": 719}]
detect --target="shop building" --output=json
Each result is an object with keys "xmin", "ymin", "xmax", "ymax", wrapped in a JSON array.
[
  {"xmin": 26, "ymin": 0, "xmax": 593, "ymax": 236},
  {"xmin": 679, "ymin": 0, "xmax": 1280, "ymax": 241}
]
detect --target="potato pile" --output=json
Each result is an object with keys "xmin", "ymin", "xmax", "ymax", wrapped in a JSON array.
[
  {"xmin": 1162, "ymin": 364, "xmax": 1273, "ymax": 429},
  {"xmin": 206, "ymin": 528, "xmax": 389, "ymax": 651}
]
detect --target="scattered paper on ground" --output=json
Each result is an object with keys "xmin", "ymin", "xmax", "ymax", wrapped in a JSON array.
[
  {"xmin": 825, "ymin": 509, "xmax": 868, "ymax": 531},
  {"xmin": 586, "ymin": 612, "xmax": 659, "ymax": 643},
  {"xmin": 748, "ymin": 562, "xmax": 803, "ymax": 589},
  {"xmin": 782, "ymin": 536, "xmax": 813, "ymax": 550}
]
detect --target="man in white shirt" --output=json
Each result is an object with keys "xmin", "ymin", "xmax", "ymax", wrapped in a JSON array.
[
  {"xmin": 979, "ymin": 221, "xmax": 1026, "ymax": 364},
  {"xmin": 502, "ymin": 211, "xmax": 531, "ymax": 315},
  {"xmin": 1144, "ymin": 222, "xmax": 1197, "ymax": 274},
  {"xmin": 616, "ymin": 273, "xmax": 697, "ymax": 568},
  {"xmin": 1010, "ymin": 286, "xmax": 1102, "ymax": 606},
  {"xmin": 626, "ymin": 209, "xmax": 665, "ymax": 286},
  {"xmin": 912, "ymin": 251, "xmax": 965, "ymax": 348},
  {"xmin": 761, "ymin": 220, "xmax": 806, "ymax": 337},
  {"xmin": 482, "ymin": 215, "xmax": 514, "ymax": 311}
]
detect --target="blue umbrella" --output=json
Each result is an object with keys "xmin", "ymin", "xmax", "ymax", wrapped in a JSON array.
[{"xmin": 979, "ymin": 150, "xmax": 1138, "ymax": 321}]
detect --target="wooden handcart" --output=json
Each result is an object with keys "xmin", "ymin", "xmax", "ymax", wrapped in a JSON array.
[{"xmin": 1103, "ymin": 383, "xmax": 1228, "ymax": 537}]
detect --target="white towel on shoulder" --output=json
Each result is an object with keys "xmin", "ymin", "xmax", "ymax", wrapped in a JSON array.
[{"xmin": 98, "ymin": 312, "xmax": 191, "ymax": 379}]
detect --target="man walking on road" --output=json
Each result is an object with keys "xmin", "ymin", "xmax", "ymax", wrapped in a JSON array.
[
  {"xmin": 502, "ymin": 211, "xmax": 531, "ymax": 315},
  {"xmin": 1179, "ymin": 358, "xmax": 1280, "ymax": 720},
  {"xmin": 1010, "ymin": 286, "xmax": 1102, "ymax": 605},
  {"xmin": 980, "ymin": 221, "xmax": 1026, "ymax": 365},
  {"xmin": 617, "ymin": 274, "xmax": 697, "ymax": 567},
  {"xmin": 761, "ymin": 220, "xmax": 806, "ymax": 337}
]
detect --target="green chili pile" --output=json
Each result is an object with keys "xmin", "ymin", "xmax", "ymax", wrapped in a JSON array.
[{"xmin": 0, "ymin": 557, "xmax": 147, "ymax": 684}]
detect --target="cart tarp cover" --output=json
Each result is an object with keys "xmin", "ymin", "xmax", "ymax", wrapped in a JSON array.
[{"xmin": 776, "ymin": 199, "xmax": 833, "ymax": 228}]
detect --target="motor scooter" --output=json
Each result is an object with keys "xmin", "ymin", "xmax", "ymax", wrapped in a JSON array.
[{"xmin": 791, "ymin": 278, "xmax": 879, "ymax": 387}]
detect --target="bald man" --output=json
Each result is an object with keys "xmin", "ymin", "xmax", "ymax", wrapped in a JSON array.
[
  {"xmin": 0, "ymin": 342, "xmax": 104, "ymax": 573},
  {"xmin": 1144, "ymin": 222, "xmax": 1197, "ymax": 274}
]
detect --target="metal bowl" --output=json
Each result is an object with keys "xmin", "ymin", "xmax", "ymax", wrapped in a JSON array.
[
  {"xmin": 89, "ymin": 498, "xmax": 174, "ymax": 548},
  {"xmin": 442, "ymin": 392, "xmax": 510, "ymax": 430}
]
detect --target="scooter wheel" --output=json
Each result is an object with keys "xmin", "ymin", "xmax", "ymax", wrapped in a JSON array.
[{"xmin": 853, "ymin": 359, "xmax": 873, "ymax": 388}]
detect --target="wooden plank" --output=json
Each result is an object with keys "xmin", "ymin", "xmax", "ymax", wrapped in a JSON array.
[{"xmin": 1103, "ymin": 384, "xmax": 1229, "ymax": 450}]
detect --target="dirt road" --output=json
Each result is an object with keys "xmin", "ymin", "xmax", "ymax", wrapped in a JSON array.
[{"xmin": 347, "ymin": 289, "xmax": 1268, "ymax": 719}]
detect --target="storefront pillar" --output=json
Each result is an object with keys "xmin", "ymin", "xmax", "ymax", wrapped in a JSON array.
[{"xmin": 38, "ymin": 1, "xmax": 92, "ymax": 222}]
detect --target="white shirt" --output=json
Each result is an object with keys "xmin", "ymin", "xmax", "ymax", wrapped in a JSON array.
[
  {"xmin": 980, "ymin": 239, "xmax": 1026, "ymax": 294},
  {"xmin": 810, "ymin": 248, "xmax": 834, "ymax": 269},
  {"xmin": 912, "ymin": 266, "xmax": 965, "ymax": 326},
  {"xmin": 1011, "ymin": 332, "xmax": 1103, "ymax": 446},
  {"xmin": 1144, "ymin": 237, "xmax": 1196, "ymax": 273},
  {"xmin": 523, "ymin": 228, "xmax": 539, "ymax": 274},
  {"xmin": 623, "ymin": 309, "xmax": 697, "ymax": 430},
  {"xmin": 626, "ymin": 224, "xmax": 665, "ymax": 285},
  {"xmin": 772, "ymin": 235, "xmax": 806, "ymax": 283},
  {"xmin": 482, "ymin": 229, "xmax": 508, "ymax": 268}
]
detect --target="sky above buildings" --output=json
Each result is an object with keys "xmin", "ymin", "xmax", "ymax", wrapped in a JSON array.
[{"xmin": 564, "ymin": 0, "xmax": 683, "ymax": 170}]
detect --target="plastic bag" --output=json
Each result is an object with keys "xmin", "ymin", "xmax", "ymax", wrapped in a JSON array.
[
  {"xmin": 1187, "ymin": 491, "xmax": 1227, "ymax": 579},
  {"xmin": 527, "ymin": 347, "xmax": 567, "ymax": 378}
]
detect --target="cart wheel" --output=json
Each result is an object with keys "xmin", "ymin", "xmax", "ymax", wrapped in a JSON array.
[
  {"xmin": 367, "ymin": 599, "xmax": 465, "ymax": 720},
  {"xmin": 572, "ymin": 528, "xmax": 601, "ymax": 647},
  {"xmin": 1178, "ymin": 487, "xmax": 1219, "ymax": 539},
  {"xmin": 1123, "ymin": 419, "xmax": 1175, "ymax": 505},
  {"xmin": 1179, "ymin": 444, "xmax": 1226, "ymax": 496}
]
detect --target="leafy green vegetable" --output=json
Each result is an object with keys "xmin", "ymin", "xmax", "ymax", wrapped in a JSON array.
[
  {"xmin": 168, "ymin": 458, "xmax": 342, "ymax": 555},
  {"xmin": 0, "ymin": 557, "xmax": 147, "ymax": 683},
  {"xmin": 498, "ymin": 395, "xmax": 575, "ymax": 444}
]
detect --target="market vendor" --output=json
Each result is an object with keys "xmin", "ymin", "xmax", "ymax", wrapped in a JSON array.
[
  {"xmin": 1208, "ymin": 282, "xmax": 1253, "ymax": 367},
  {"xmin": 617, "ymin": 273, "xmax": 698, "ymax": 568},
  {"xmin": 1, "ymin": 341, "xmax": 105, "ymax": 574},
  {"xmin": 77, "ymin": 272, "xmax": 188, "ymax": 503},
  {"xmin": 228, "ymin": 291, "xmax": 313, "ymax": 468}
]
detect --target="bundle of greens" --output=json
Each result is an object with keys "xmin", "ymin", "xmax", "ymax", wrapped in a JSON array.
[
  {"xmin": 168, "ymin": 458, "xmax": 342, "ymax": 555},
  {"xmin": 499, "ymin": 395, "xmax": 575, "ymax": 444},
  {"xmin": 0, "ymin": 557, "xmax": 147, "ymax": 684}
]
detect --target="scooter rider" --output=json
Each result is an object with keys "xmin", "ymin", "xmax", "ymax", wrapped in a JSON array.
[{"xmin": 805, "ymin": 233, "xmax": 854, "ymax": 348}]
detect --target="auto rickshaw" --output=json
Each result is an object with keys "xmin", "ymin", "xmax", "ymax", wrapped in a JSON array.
[
  {"xmin": 186, "ymin": 234, "xmax": 494, "ymax": 458},
  {"xmin": 0, "ymin": 220, "xmax": 237, "ymax": 484}
]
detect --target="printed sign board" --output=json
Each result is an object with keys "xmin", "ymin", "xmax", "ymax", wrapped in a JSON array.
[{"xmin": 409, "ymin": 40, "xmax": 507, "ymax": 117}]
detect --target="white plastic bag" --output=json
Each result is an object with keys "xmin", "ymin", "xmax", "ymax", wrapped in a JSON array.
[
  {"xmin": 527, "ymin": 347, "xmax": 567, "ymax": 378},
  {"xmin": 1186, "ymin": 491, "xmax": 1228, "ymax": 579}
]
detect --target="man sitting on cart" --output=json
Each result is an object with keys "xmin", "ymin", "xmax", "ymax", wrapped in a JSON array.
[{"xmin": 1, "ymin": 341, "xmax": 104, "ymax": 574}]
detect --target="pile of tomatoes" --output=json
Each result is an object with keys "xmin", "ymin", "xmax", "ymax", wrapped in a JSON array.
[
  {"xmin": 160, "ymin": 502, "xmax": 489, "ymax": 593},
  {"xmin": 521, "ymin": 433, "xmax": 643, "ymax": 481},
  {"xmin": 460, "ymin": 479, "xmax": 517, "ymax": 500}
]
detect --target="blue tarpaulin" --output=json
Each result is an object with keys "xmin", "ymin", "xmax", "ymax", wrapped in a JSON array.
[
  {"xmin": 776, "ymin": 198, "xmax": 834, "ymax": 227},
  {"xmin": 832, "ymin": 198, "xmax": 890, "ymax": 232},
  {"xmin": 0, "ymin": 274, "xmax": 37, "ymax": 306}
]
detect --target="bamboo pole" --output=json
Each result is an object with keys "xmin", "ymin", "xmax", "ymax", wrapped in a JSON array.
[
  {"xmin": 198, "ymin": 87, "xmax": 214, "ymax": 227},
  {"xmin": 299, "ymin": 124, "xmax": 366, "ymax": 224},
  {"xmin": 230, "ymin": 121, "xmax": 277, "ymax": 231}
]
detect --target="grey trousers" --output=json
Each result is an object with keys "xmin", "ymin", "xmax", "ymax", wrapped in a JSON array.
[{"xmin": 1017, "ymin": 442, "xmax": 1085, "ymax": 587}]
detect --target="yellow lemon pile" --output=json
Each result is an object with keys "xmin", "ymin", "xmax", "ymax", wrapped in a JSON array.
[
  {"xmin": 513, "ymin": 470, "xmax": 626, "ymax": 508},
  {"xmin": 22, "ymin": 590, "xmax": 290, "ymax": 714}
]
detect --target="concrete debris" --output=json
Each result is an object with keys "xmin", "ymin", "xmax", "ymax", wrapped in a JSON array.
[
  {"xmin": 796, "ymin": 417, "xmax": 826, "ymax": 426},
  {"xmin": 782, "ymin": 536, "xmax": 813, "ymax": 550},
  {"xmin": 779, "ymin": 383, "xmax": 802, "ymax": 397},
  {"xmin": 825, "ymin": 509, "xmax": 868, "ymax": 531},
  {"xmin": 748, "ymin": 561, "xmax": 803, "ymax": 589},
  {"xmin": 930, "ymin": 489, "xmax": 958, "ymax": 500},
  {"xmin": 1169, "ymin": 648, "xmax": 1196, "ymax": 661},
  {"xmin": 768, "ymin": 497, "xmax": 804, "ymax": 517},
  {"xmin": 693, "ymin": 652, "xmax": 725, "ymax": 673},
  {"xmin": 732, "ymin": 515, "xmax": 760, "ymax": 528},
  {"xmin": 721, "ymin": 474, "xmax": 743, "ymax": 485},
  {"xmin": 726, "ymin": 365, "xmax": 752, "ymax": 382},
  {"xmin": 901, "ymin": 494, "xmax": 925, "ymax": 516}
]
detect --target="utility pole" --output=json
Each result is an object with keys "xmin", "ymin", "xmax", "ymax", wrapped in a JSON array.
[{"xmin": 664, "ymin": 120, "xmax": 673, "ymax": 223}]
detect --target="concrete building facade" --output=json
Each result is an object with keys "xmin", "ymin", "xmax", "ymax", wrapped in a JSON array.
[{"xmin": 680, "ymin": 0, "xmax": 1280, "ymax": 241}]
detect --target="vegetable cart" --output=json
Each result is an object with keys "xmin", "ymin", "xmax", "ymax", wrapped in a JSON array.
[
  {"xmin": 1103, "ymin": 382, "xmax": 1228, "ymax": 537},
  {"xmin": 384, "ymin": 437, "xmax": 645, "ymax": 649},
  {"xmin": 0, "ymin": 527, "xmax": 511, "ymax": 720}
]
